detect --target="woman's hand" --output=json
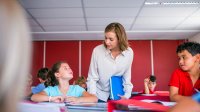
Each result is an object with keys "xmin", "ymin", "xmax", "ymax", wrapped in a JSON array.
[{"xmin": 118, "ymin": 94, "xmax": 127, "ymax": 100}]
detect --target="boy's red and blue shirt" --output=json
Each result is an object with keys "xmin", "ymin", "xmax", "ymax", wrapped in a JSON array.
[{"xmin": 169, "ymin": 69, "xmax": 200, "ymax": 96}]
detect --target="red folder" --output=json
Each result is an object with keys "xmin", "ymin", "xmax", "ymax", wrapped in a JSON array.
[{"xmin": 108, "ymin": 99, "xmax": 169, "ymax": 112}]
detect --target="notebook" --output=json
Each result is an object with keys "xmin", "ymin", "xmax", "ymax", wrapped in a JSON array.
[
  {"xmin": 65, "ymin": 102, "xmax": 107, "ymax": 111},
  {"xmin": 110, "ymin": 76, "xmax": 124, "ymax": 100}
]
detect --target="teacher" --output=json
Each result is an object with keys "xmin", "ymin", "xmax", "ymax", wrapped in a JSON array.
[{"xmin": 87, "ymin": 22, "xmax": 134, "ymax": 102}]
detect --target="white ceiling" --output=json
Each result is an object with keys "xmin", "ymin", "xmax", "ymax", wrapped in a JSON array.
[{"xmin": 19, "ymin": 0, "xmax": 200, "ymax": 40}]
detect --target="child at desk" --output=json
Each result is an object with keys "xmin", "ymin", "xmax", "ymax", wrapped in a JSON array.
[
  {"xmin": 143, "ymin": 75, "xmax": 157, "ymax": 94},
  {"xmin": 32, "ymin": 67, "xmax": 49, "ymax": 94},
  {"xmin": 169, "ymin": 42, "xmax": 200, "ymax": 102},
  {"xmin": 31, "ymin": 61, "xmax": 98, "ymax": 103},
  {"xmin": 73, "ymin": 76, "xmax": 87, "ymax": 90}
]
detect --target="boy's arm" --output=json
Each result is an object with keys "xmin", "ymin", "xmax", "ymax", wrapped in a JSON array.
[
  {"xmin": 144, "ymin": 78, "xmax": 150, "ymax": 94},
  {"xmin": 169, "ymin": 86, "xmax": 187, "ymax": 102}
]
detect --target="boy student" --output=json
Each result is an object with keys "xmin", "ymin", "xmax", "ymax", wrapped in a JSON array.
[
  {"xmin": 32, "ymin": 67, "xmax": 49, "ymax": 94},
  {"xmin": 169, "ymin": 42, "xmax": 200, "ymax": 102},
  {"xmin": 143, "ymin": 75, "xmax": 157, "ymax": 94},
  {"xmin": 74, "ymin": 76, "xmax": 87, "ymax": 90}
]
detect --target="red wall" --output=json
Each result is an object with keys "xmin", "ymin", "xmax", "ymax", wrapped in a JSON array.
[
  {"xmin": 129, "ymin": 40, "xmax": 151, "ymax": 91},
  {"xmin": 153, "ymin": 40, "xmax": 184, "ymax": 91},
  {"xmin": 31, "ymin": 40, "xmax": 184, "ymax": 91},
  {"xmin": 31, "ymin": 42, "xmax": 44, "ymax": 86},
  {"xmin": 45, "ymin": 41, "xmax": 79, "ymax": 84},
  {"xmin": 81, "ymin": 41, "xmax": 102, "ymax": 78}
]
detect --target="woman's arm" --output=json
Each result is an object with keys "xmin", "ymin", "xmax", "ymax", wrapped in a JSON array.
[
  {"xmin": 87, "ymin": 48, "xmax": 99, "ymax": 95},
  {"xmin": 144, "ymin": 78, "xmax": 150, "ymax": 94},
  {"xmin": 121, "ymin": 48, "xmax": 134, "ymax": 99}
]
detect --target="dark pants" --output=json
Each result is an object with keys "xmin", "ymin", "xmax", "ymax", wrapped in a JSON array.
[
  {"xmin": 98, "ymin": 99, "xmax": 106, "ymax": 102},
  {"xmin": 98, "ymin": 98, "xmax": 111, "ymax": 102}
]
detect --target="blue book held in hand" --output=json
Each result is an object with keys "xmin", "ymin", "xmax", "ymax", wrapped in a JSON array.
[{"xmin": 110, "ymin": 76, "xmax": 124, "ymax": 100}]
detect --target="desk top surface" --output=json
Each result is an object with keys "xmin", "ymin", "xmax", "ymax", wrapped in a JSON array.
[{"xmin": 20, "ymin": 91, "xmax": 173, "ymax": 112}]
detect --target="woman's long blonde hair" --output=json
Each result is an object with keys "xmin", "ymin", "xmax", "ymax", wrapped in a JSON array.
[{"xmin": 104, "ymin": 22, "xmax": 129, "ymax": 51}]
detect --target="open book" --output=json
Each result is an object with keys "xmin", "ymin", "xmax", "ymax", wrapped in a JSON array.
[
  {"xmin": 141, "ymin": 99, "xmax": 176, "ymax": 107},
  {"xmin": 110, "ymin": 76, "xmax": 124, "ymax": 100}
]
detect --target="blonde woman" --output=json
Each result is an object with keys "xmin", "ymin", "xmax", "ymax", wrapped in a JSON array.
[{"xmin": 87, "ymin": 22, "xmax": 134, "ymax": 102}]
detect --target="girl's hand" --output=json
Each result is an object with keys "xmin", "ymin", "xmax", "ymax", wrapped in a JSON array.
[
  {"xmin": 64, "ymin": 96, "xmax": 80, "ymax": 104},
  {"xmin": 51, "ymin": 96, "xmax": 65, "ymax": 103}
]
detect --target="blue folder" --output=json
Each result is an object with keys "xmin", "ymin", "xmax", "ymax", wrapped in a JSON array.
[{"xmin": 110, "ymin": 76, "xmax": 124, "ymax": 100}]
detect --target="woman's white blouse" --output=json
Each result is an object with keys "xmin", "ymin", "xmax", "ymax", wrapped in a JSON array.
[{"xmin": 87, "ymin": 44, "xmax": 134, "ymax": 101}]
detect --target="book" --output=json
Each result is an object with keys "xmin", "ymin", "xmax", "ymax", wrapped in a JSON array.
[
  {"xmin": 109, "ymin": 99, "xmax": 170, "ymax": 112},
  {"xmin": 110, "ymin": 76, "xmax": 124, "ymax": 100},
  {"xmin": 65, "ymin": 102, "xmax": 107, "ymax": 110},
  {"xmin": 141, "ymin": 99, "xmax": 176, "ymax": 107}
]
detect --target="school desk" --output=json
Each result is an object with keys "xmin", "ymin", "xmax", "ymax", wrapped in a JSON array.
[
  {"xmin": 20, "ymin": 100, "xmax": 107, "ymax": 112},
  {"xmin": 20, "ymin": 91, "xmax": 174, "ymax": 112}
]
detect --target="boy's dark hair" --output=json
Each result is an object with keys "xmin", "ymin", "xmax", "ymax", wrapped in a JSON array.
[
  {"xmin": 37, "ymin": 67, "xmax": 49, "ymax": 80},
  {"xmin": 149, "ymin": 75, "xmax": 156, "ymax": 82},
  {"xmin": 176, "ymin": 42, "xmax": 200, "ymax": 56}
]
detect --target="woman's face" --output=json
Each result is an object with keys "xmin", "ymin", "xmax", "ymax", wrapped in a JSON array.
[
  {"xmin": 104, "ymin": 31, "xmax": 119, "ymax": 51},
  {"xmin": 57, "ymin": 63, "xmax": 73, "ymax": 80}
]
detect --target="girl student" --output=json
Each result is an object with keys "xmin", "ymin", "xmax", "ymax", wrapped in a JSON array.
[{"xmin": 31, "ymin": 61, "xmax": 97, "ymax": 103}]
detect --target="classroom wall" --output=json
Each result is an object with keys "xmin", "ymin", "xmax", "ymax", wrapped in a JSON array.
[
  {"xmin": 153, "ymin": 40, "xmax": 183, "ymax": 91},
  {"xmin": 31, "ymin": 40, "xmax": 184, "ymax": 91},
  {"xmin": 31, "ymin": 42, "xmax": 44, "ymax": 85},
  {"xmin": 129, "ymin": 40, "xmax": 151, "ymax": 92},
  {"xmin": 189, "ymin": 33, "xmax": 200, "ymax": 43}
]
